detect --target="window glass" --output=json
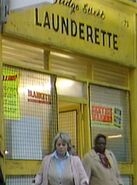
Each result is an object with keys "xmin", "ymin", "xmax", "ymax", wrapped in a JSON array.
[
  {"xmin": 56, "ymin": 77, "xmax": 86, "ymax": 98},
  {"xmin": 4, "ymin": 66, "xmax": 57, "ymax": 160},
  {"xmin": 90, "ymin": 85, "xmax": 131, "ymax": 162},
  {"xmin": 122, "ymin": 176, "xmax": 133, "ymax": 185},
  {"xmin": 6, "ymin": 176, "xmax": 33, "ymax": 185}
]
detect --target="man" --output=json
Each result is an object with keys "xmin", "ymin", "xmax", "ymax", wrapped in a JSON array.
[{"xmin": 82, "ymin": 133, "xmax": 124, "ymax": 185}]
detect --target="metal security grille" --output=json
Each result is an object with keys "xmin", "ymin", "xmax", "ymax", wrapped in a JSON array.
[
  {"xmin": 59, "ymin": 110, "xmax": 77, "ymax": 149},
  {"xmin": 6, "ymin": 176, "xmax": 33, "ymax": 185},
  {"xmin": 122, "ymin": 176, "xmax": 133, "ymax": 185},
  {"xmin": 2, "ymin": 39, "xmax": 45, "ymax": 69},
  {"xmin": 90, "ymin": 84, "xmax": 131, "ymax": 162},
  {"xmin": 3, "ymin": 65, "xmax": 58, "ymax": 184},
  {"xmin": 92, "ymin": 60, "xmax": 129, "ymax": 88},
  {"xmin": 49, "ymin": 50, "xmax": 90, "ymax": 79}
]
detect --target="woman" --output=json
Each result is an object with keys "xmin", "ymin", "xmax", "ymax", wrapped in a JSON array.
[
  {"xmin": 82, "ymin": 134, "xmax": 124, "ymax": 185},
  {"xmin": 34, "ymin": 132, "xmax": 89, "ymax": 185}
]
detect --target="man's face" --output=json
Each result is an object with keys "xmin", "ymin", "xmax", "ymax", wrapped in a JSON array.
[{"xmin": 95, "ymin": 137, "xmax": 106, "ymax": 154}]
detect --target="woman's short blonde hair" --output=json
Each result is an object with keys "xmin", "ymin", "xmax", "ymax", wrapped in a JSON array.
[{"xmin": 52, "ymin": 132, "xmax": 71, "ymax": 152}]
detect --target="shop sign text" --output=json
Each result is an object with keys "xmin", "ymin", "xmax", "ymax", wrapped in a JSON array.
[{"xmin": 35, "ymin": 8, "xmax": 118, "ymax": 51}]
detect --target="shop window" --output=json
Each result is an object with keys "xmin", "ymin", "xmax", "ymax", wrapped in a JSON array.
[
  {"xmin": 122, "ymin": 176, "xmax": 133, "ymax": 185},
  {"xmin": 5, "ymin": 171, "xmax": 133, "ymax": 185},
  {"xmin": 90, "ymin": 85, "xmax": 131, "ymax": 162},
  {"xmin": 56, "ymin": 77, "xmax": 86, "ymax": 98},
  {"xmin": 4, "ymin": 65, "xmax": 57, "ymax": 160},
  {"xmin": 2, "ymin": 39, "xmax": 45, "ymax": 69},
  {"xmin": 6, "ymin": 176, "xmax": 33, "ymax": 185}
]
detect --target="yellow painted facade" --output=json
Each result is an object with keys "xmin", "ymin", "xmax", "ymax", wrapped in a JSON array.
[
  {"xmin": 3, "ymin": 0, "xmax": 137, "ymax": 66},
  {"xmin": 0, "ymin": 0, "xmax": 137, "ymax": 184}
]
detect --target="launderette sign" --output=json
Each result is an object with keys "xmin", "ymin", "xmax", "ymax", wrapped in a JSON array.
[
  {"xmin": 35, "ymin": 8, "xmax": 118, "ymax": 51},
  {"xmin": 4, "ymin": 0, "xmax": 135, "ymax": 66}
]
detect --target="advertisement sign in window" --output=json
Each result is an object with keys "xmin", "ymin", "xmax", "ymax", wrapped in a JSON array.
[
  {"xmin": 3, "ymin": 67, "xmax": 20, "ymax": 120},
  {"xmin": 91, "ymin": 104, "xmax": 122, "ymax": 128}
]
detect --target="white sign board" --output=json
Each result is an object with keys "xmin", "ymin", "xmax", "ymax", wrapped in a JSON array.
[{"xmin": 9, "ymin": 0, "xmax": 54, "ymax": 11}]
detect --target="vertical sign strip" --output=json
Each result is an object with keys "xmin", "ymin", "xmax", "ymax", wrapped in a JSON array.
[{"xmin": 3, "ymin": 67, "xmax": 20, "ymax": 120}]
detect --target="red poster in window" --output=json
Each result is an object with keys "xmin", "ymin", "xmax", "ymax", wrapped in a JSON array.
[{"xmin": 91, "ymin": 105, "xmax": 112, "ymax": 123}]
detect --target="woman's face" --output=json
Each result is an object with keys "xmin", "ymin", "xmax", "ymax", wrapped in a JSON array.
[{"xmin": 56, "ymin": 137, "xmax": 68, "ymax": 157}]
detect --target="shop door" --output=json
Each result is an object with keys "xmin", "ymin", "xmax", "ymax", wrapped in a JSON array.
[
  {"xmin": 58, "ymin": 103, "xmax": 80, "ymax": 154},
  {"xmin": 58, "ymin": 102, "xmax": 89, "ymax": 157}
]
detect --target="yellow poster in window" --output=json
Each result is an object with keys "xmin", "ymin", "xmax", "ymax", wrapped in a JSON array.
[{"xmin": 3, "ymin": 67, "xmax": 20, "ymax": 120}]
